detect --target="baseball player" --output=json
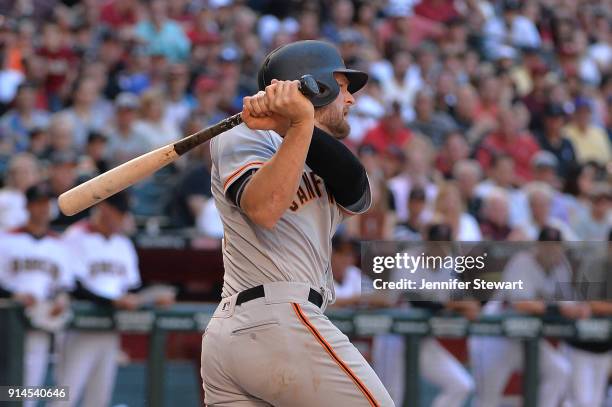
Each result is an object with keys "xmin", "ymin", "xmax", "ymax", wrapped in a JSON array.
[
  {"xmin": 372, "ymin": 224, "xmax": 477, "ymax": 407},
  {"xmin": 0, "ymin": 183, "xmax": 73, "ymax": 407},
  {"xmin": 564, "ymin": 230, "xmax": 612, "ymax": 407},
  {"xmin": 51, "ymin": 191, "xmax": 141, "ymax": 407},
  {"xmin": 201, "ymin": 40, "xmax": 394, "ymax": 406},
  {"xmin": 469, "ymin": 226, "xmax": 585, "ymax": 407}
]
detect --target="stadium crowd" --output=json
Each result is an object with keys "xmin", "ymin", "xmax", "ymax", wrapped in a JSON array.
[
  {"xmin": 0, "ymin": 1, "xmax": 611, "ymax": 406},
  {"xmin": 0, "ymin": 0, "xmax": 609, "ymax": 240}
]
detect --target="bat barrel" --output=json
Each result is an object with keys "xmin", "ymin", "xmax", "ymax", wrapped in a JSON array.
[{"xmin": 58, "ymin": 144, "xmax": 179, "ymax": 216}]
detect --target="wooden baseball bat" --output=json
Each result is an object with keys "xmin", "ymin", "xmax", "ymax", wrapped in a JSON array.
[{"xmin": 58, "ymin": 75, "xmax": 320, "ymax": 216}]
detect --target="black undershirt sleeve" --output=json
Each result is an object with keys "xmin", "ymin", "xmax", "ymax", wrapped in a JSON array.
[
  {"xmin": 226, "ymin": 128, "xmax": 368, "ymax": 209},
  {"xmin": 0, "ymin": 285, "xmax": 11, "ymax": 299},
  {"xmin": 71, "ymin": 281, "xmax": 114, "ymax": 307},
  {"xmin": 409, "ymin": 301, "xmax": 446, "ymax": 313},
  {"xmin": 305, "ymin": 127, "xmax": 368, "ymax": 209}
]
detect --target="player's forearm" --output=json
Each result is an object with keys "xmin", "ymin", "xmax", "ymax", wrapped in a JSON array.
[
  {"xmin": 589, "ymin": 301, "xmax": 612, "ymax": 315},
  {"xmin": 305, "ymin": 127, "xmax": 368, "ymax": 208},
  {"xmin": 241, "ymin": 121, "xmax": 314, "ymax": 228}
]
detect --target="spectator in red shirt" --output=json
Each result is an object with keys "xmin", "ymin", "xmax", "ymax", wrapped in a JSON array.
[
  {"xmin": 476, "ymin": 107, "xmax": 541, "ymax": 184},
  {"xmin": 99, "ymin": 0, "xmax": 138, "ymax": 29},
  {"xmin": 474, "ymin": 75, "xmax": 502, "ymax": 121},
  {"xmin": 414, "ymin": 0, "xmax": 460, "ymax": 24},
  {"xmin": 36, "ymin": 22, "xmax": 77, "ymax": 111},
  {"xmin": 361, "ymin": 102, "xmax": 412, "ymax": 153}
]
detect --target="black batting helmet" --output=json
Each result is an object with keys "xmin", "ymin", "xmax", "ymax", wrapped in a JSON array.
[{"xmin": 257, "ymin": 40, "xmax": 368, "ymax": 108}]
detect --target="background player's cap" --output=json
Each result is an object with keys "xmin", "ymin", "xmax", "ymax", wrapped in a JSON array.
[
  {"xmin": 25, "ymin": 182, "xmax": 54, "ymax": 203},
  {"xmin": 537, "ymin": 226, "xmax": 563, "ymax": 241},
  {"xmin": 426, "ymin": 223, "xmax": 453, "ymax": 241},
  {"xmin": 104, "ymin": 190, "xmax": 131, "ymax": 213}
]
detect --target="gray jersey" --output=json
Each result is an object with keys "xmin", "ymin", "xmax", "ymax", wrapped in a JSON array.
[{"xmin": 210, "ymin": 123, "xmax": 371, "ymax": 304}]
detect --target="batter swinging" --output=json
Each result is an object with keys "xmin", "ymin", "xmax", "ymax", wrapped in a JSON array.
[{"xmin": 200, "ymin": 41, "xmax": 394, "ymax": 406}]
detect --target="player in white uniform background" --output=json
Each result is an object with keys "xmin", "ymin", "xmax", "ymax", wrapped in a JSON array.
[
  {"xmin": 201, "ymin": 40, "xmax": 394, "ymax": 406},
  {"xmin": 373, "ymin": 224, "xmax": 478, "ymax": 407},
  {"xmin": 51, "ymin": 191, "xmax": 141, "ymax": 407},
  {"xmin": 0, "ymin": 183, "xmax": 73, "ymax": 407},
  {"xmin": 564, "ymin": 229, "xmax": 612, "ymax": 407},
  {"xmin": 469, "ymin": 226, "xmax": 589, "ymax": 407}
]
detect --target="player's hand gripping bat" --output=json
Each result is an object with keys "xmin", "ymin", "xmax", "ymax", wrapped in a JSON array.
[{"xmin": 58, "ymin": 75, "xmax": 320, "ymax": 216}]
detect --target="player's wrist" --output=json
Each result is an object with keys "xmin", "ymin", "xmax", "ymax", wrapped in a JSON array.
[{"xmin": 288, "ymin": 116, "xmax": 314, "ymax": 131}]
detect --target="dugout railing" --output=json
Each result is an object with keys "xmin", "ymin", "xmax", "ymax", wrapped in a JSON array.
[{"xmin": 1, "ymin": 300, "xmax": 611, "ymax": 407}]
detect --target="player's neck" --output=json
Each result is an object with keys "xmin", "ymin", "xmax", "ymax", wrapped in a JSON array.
[
  {"xmin": 90, "ymin": 213, "xmax": 113, "ymax": 238},
  {"xmin": 24, "ymin": 222, "xmax": 49, "ymax": 238}
]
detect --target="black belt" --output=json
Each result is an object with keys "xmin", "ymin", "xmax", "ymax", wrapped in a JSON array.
[{"xmin": 235, "ymin": 285, "xmax": 323, "ymax": 308}]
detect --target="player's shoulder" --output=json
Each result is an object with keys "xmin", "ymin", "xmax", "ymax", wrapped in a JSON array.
[
  {"xmin": 63, "ymin": 220, "xmax": 95, "ymax": 239},
  {"xmin": 212, "ymin": 123, "xmax": 277, "ymax": 152}
]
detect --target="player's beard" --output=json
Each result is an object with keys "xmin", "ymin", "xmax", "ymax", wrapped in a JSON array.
[{"xmin": 314, "ymin": 104, "xmax": 350, "ymax": 139}]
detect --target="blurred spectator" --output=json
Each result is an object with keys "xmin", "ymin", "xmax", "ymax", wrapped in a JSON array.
[
  {"xmin": 388, "ymin": 135, "xmax": 438, "ymax": 222},
  {"xmin": 520, "ymin": 182, "xmax": 577, "ymax": 241},
  {"xmin": 534, "ymin": 103, "xmax": 576, "ymax": 178},
  {"xmin": 27, "ymin": 128, "xmax": 50, "ymax": 159},
  {"xmin": 36, "ymin": 22, "xmax": 78, "ymax": 111},
  {"xmin": 346, "ymin": 79, "xmax": 385, "ymax": 146},
  {"xmin": 409, "ymin": 89, "xmax": 457, "ymax": 148},
  {"xmin": 571, "ymin": 183, "xmax": 611, "ymax": 241},
  {"xmin": 476, "ymin": 107, "xmax": 541, "ymax": 184},
  {"xmin": 330, "ymin": 234, "xmax": 362, "ymax": 306},
  {"xmin": 0, "ymin": 153, "xmax": 40, "ymax": 231},
  {"xmin": 349, "ymin": 175, "xmax": 396, "ymax": 240},
  {"xmin": 563, "ymin": 97, "xmax": 611, "ymax": 166},
  {"xmin": 322, "ymin": 0, "xmax": 354, "ymax": 43},
  {"xmin": 435, "ymin": 131, "xmax": 469, "ymax": 179},
  {"xmin": 483, "ymin": 0, "xmax": 541, "ymax": 59},
  {"xmin": 479, "ymin": 187, "xmax": 525, "ymax": 241},
  {"xmin": 134, "ymin": 87, "xmax": 181, "ymax": 148},
  {"xmin": 0, "ymin": 83, "xmax": 50, "ymax": 152},
  {"xmin": 164, "ymin": 63, "xmax": 194, "ymax": 130},
  {"xmin": 374, "ymin": 50, "xmax": 422, "ymax": 121},
  {"xmin": 84, "ymin": 131, "xmax": 109, "ymax": 175},
  {"xmin": 531, "ymin": 151, "xmax": 561, "ymax": 190},
  {"xmin": 394, "ymin": 187, "xmax": 429, "ymax": 241},
  {"xmin": 135, "ymin": 0, "xmax": 191, "ymax": 63},
  {"xmin": 450, "ymin": 84, "xmax": 496, "ymax": 144},
  {"xmin": 362, "ymin": 102, "xmax": 412, "ymax": 153},
  {"xmin": 452, "ymin": 159, "xmax": 483, "ymax": 221},
  {"xmin": 191, "ymin": 76, "xmax": 225, "ymax": 128},
  {"xmin": 61, "ymin": 78, "xmax": 110, "ymax": 151},
  {"xmin": 106, "ymin": 93, "xmax": 152, "ymax": 167},
  {"xmin": 43, "ymin": 112, "xmax": 77, "ymax": 159},
  {"xmin": 474, "ymin": 154, "xmax": 530, "ymax": 226},
  {"xmin": 166, "ymin": 154, "xmax": 212, "ymax": 229},
  {"xmin": 433, "ymin": 182, "xmax": 481, "ymax": 241},
  {"xmin": 99, "ymin": 0, "xmax": 139, "ymax": 29}
]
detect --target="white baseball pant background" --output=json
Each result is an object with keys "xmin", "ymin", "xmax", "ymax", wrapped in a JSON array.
[
  {"xmin": 564, "ymin": 345, "xmax": 612, "ymax": 407},
  {"xmin": 469, "ymin": 336, "xmax": 571, "ymax": 407},
  {"xmin": 23, "ymin": 331, "xmax": 51, "ymax": 407},
  {"xmin": 50, "ymin": 331, "xmax": 119, "ymax": 407},
  {"xmin": 372, "ymin": 334, "xmax": 474, "ymax": 407}
]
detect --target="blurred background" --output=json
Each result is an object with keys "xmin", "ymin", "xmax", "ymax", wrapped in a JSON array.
[{"xmin": 0, "ymin": 0, "xmax": 610, "ymax": 406}]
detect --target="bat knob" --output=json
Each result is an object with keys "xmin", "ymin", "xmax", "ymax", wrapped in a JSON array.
[{"xmin": 299, "ymin": 75, "xmax": 321, "ymax": 97}]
